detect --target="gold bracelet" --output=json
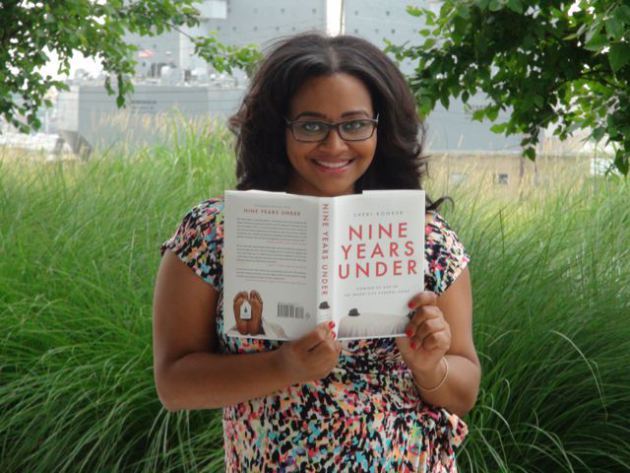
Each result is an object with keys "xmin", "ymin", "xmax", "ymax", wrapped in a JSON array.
[{"xmin": 417, "ymin": 357, "xmax": 449, "ymax": 392}]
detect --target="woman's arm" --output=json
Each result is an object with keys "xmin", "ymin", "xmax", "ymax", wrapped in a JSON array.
[
  {"xmin": 397, "ymin": 268, "xmax": 481, "ymax": 417},
  {"xmin": 153, "ymin": 251, "xmax": 340, "ymax": 411}
]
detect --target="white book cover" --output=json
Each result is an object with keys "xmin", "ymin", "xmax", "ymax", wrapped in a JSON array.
[{"xmin": 223, "ymin": 190, "xmax": 425, "ymax": 340}]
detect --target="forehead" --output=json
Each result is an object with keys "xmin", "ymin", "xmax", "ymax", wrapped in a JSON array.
[{"xmin": 288, "ymin": 73, "xmax": 373, "ymax": 118}]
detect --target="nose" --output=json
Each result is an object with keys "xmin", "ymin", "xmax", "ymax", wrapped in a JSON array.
[{"xmin": 318, "ymin": 127, "xmax": 349, "ymax": 152}]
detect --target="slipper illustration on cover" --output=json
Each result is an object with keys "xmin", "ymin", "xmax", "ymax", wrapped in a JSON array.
[{"xmin": 337, "ymin": 308, "xmax": 411, "ymax": 339}]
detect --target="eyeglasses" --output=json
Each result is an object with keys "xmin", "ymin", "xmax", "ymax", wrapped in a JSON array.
[{"xmin": 285, "ymin": 114, "xmax": 379, "ymax": 143}]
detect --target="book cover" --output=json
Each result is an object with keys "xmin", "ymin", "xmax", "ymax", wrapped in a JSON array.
[{"xmin": 223, "ymin": 190, "xmax": 425, "ymax": 341}]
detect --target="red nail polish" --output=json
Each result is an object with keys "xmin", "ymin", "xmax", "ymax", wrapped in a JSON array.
[
  {"xmin": 408, "ymin": 301, "xmax": 414, "ymax": 309},
  {"xmin": 328, "ymin": 321, "xmax": 335, "ymax": 329},
  {"xmin": 410, "ymin": 341, "xmax": 417, "ymax": 349},
  {"xmin": 406, "ymin": 328, "xmax": 414, "ymax": 337}
]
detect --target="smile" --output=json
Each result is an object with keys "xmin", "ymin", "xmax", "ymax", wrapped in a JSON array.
[{"xmin": 312, "ymin": 159, "xmax": 355, "ymax": 170}]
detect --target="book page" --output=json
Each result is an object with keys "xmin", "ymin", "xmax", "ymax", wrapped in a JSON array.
[
  {"xmin": 331, "ymin": 191, "xmax": 425, "ymax": 340},
  {"xmin": 223, "ymin": 191, "xmax": 319, "ymax": 340}
]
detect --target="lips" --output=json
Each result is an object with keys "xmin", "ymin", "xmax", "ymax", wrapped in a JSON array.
[{"xmin": 312, "ymin": 159, "xmax": 355, "ymax": 169}]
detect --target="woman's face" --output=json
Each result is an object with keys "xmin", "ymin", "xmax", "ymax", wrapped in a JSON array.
[{"xmin": 285, "ymin": 73, "xmax": 377, "ymax": 197}]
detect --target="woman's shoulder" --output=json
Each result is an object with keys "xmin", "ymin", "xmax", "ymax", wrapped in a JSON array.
[
  {"xmin": 423, "ymin": 210, "xmax": 470, "ymax": 293},
  {"xmin": 424, "ymin": 210, "xmax": 454, "ymax": 237},
  {"xmin": 160, "ymin": 196, "xmax": 224, "ymax": 256},
  {"xmin": 186, "ymin": 196, "xmax": 224, "ymax": 225}
]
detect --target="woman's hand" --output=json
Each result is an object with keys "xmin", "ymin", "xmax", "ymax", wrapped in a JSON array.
[
  {"xmin": 274, "ymin": 322, "xmax": 341, "ymax": 385},
  {"xmin": 396, "ymin": 291, "xmax": 451, "ymax": 375}
]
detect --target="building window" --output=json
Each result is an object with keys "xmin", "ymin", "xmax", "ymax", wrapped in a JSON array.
[{"xmin": 495, "ymin": 173, "xmax": 509, "ymax": 185}]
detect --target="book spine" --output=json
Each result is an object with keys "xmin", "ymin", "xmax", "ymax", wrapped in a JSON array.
[{"xmin": 316, "ymin": 198, "xmax": 333, "ymax": 326}]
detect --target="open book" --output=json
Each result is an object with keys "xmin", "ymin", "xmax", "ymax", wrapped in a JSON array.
[{"xmin": 223, "ymin": 189, "xmax": 425, "ymax": 340}]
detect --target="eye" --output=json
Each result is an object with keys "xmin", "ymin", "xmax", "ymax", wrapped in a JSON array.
[
  {"xmin": 297, "ymin": 121, "xmax": 325, "ymax": 133},
  {"xmin": 341, "ymin": 120, "xmax": 369, "ymax": 132}
]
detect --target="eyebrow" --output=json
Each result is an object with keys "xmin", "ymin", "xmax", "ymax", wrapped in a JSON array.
[{"xmin": 293, "ymin": 110, "xmax": 371, "ymax": 120}]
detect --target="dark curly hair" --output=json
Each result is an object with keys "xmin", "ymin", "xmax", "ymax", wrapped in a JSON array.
[{"xmin": 229, "ymin": 32, "xmax": 446, "ymax": 210}]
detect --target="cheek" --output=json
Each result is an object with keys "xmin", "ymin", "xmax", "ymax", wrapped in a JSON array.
[{"xmin": 357, "ymin": 136, "xmax": 377, "ymax": 164}]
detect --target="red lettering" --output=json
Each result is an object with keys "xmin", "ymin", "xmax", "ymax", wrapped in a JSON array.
[
  {"xmin": 370, "ymin": 243, "xmax": 384, "ymax": 258},
  {"xmin": 357, "ymin": 243, "xmax": 366, "ymax": 259}
]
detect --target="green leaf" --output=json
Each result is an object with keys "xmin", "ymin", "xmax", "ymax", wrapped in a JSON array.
[
  {"xmin": 487, "ymin": 106, "xmax": 499, "ymax": 121},
  {"xmin": 488, "ymin": 0, "xmax": 503, "ymax": 12},
  {"xmin": 613, "ymin": 5, "xmax": 630, "ymax": 24},
  {"xmin": 423, "ymin": 38, "xmax": 436, "ymax": 49},
  {"xmin": 609, "ymin": 43, "xmax": 630, "ymax": 73},
  {"xmin": 523, "ymin": 147, "xmax": 536, "ymax": 161},
  {"xmin": 455, "ymin": 4, "xmax": 471, "ymax": 19},
  {"xmin": 591, "ymin": 126, "xmax": 606, "ymax": 142},
  {"xmin": 490, "ymin": 123, "xmax": 507, "ymax": 133},
  {"xmin": 605, "ymin": 17, "xmax": 624, "ymax": 41},
  {"xmin": 506, "ymin": 0, "xmax": 524, "ymax": 14},
  {"xmin": 406, "ymin": 6, "xmax": 423, "ymax": 17},
  {"xmin": 584, "ymin": 32, "xmax": 608, "ymax": 52},
  {"xmin": 472, "ymin": 109, "xmax": 485, "ymax": 121},
  {"xmin": 614, "ymin": 149, "xmax": 629, "ymax": 175}
]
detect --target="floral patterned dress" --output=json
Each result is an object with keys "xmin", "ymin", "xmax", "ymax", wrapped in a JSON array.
[{"xmin": 161, "ymin": 197, "xmax": 471, "ymax": 472}]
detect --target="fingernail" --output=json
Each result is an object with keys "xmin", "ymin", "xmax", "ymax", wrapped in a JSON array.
[
  {"xmin": 328, "ymin": 321, "xmax": 335, "ymax": 329},
  {"xmin": 410, "ymin": 341, "xmax": 417, "ymax": 350},
  {"xmin": 407, "ymin": 301, "xmax": 415, "ymax": 309},
  {"xmin": 406, "ymin": 328, "xmax": 414, "ymax": 337}
]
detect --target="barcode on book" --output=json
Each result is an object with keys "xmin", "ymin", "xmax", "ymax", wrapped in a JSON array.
[{"xmin": 277, "ymin": 303, "xmax": 305, "ymax": 319}]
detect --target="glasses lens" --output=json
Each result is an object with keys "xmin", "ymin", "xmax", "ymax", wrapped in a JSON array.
[
  {"xmin": 292, "ymin": 121, "xmax": 328, "ymax": 141},
  {"xmin": 338, "ymin": 120, "xmax": 375, "ymax": 141}
]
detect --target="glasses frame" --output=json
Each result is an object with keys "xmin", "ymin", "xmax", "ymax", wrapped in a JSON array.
[{"xmin": 285, "ymin": 114, "xmax": 379, "ymax": 143}]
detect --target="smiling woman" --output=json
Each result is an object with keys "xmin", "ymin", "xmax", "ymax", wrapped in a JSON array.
[
  {"xmin": 153, "ymin": 32, "xmax": 480, "ymax": 472},
  {"xmin": 284, "ymin": 73, "xmax": 377, "ymax": 196}
]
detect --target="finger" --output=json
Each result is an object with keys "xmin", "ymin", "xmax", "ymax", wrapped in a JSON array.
[
  {"xmin": 294, "ymin": 322, "xmax": 335, "ymax": 352},
  {"xmin": 409, "ymin": 305, "xmax": 442, "ymax": 324},
  {"xmin": 414, "ymin": 315, "xmax": 448, "ymax": 343},
  {"xmin": 407, "ymin": 291, "xmax": 438, "ymax": 311},
  {"xmin": 410, "ymin": 328, "xmax": 450, "ymax": 351},
  {"xmin": 422, "ymin": 331, "xmax": 450, "ymax": 352},
  {"xmin": 310, "ymin": 338, "xmax": 341, "ymax": 363},
  {"xmin": 404, "ymin": 306, "xmax": 442, "ymax": 336}
]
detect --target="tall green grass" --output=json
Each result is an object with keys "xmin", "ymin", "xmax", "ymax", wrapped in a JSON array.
[{"xmin": 1, "ymin": 119, "xmax": 628, "ymax": 472}]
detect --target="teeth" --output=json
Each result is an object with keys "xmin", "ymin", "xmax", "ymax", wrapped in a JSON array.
[{"xmin": 314, "ymin": 160, "xmax": 350, "ymax": 169}]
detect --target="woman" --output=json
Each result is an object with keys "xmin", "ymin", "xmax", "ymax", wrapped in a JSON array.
[{"xmin": 153, "ymin": 32, "xmax": 480, "ymax": 472}]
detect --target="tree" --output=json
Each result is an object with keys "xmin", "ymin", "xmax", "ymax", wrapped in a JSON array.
[
  {"xmin": 387, "ymin": 0, "xmax": 630, "ymax": 175},
  {"xmin": 0, "ymin": 0, "xmax": 262, "ymax": 133}
]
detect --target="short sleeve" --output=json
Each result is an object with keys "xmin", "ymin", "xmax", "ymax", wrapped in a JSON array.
[
  {"xmin": 160, "ymin": 198, "xmax": 224, "ymax": 290},
  {"xmin": 424, "ymin": 211, "xmax": 470, "ymax": 295}
]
